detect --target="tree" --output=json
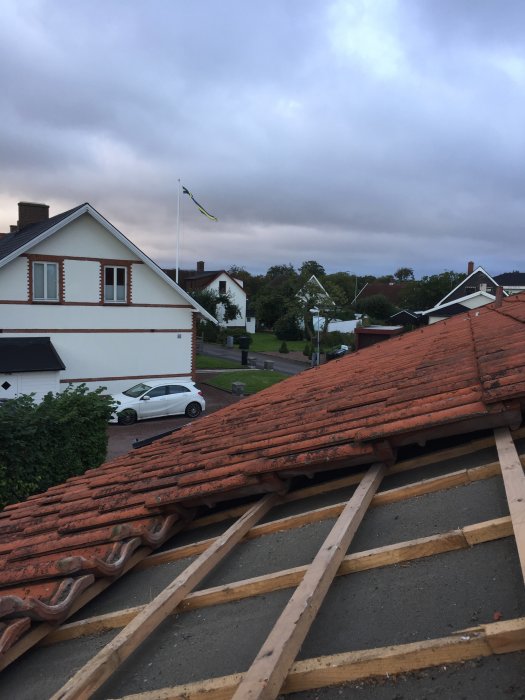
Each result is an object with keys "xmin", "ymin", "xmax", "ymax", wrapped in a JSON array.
[
  {"xmin": 190, "ymin": 289, "xmax": 240, "ymax": 324},
  {"xmin": 357, "ymin": 294, "xmax": 395, "ymax": 321},
  {"xmin": 400, "ymin": 271, "xmax": 465, "ymax": 310},
  {"xmin": 394, "ymin": 267, "xmax": 415, "ymax": 282},
  {"xmin": 298, "ymin": 260, "xmax": 326, "ymax": 281},
  {"xmin": 265, "ymin": 263, "xmax": 296, "ymax": 280}
]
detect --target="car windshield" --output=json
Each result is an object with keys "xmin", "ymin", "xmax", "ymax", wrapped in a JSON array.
[{"xmin": 122, "ymin": 383, "xmax": 152, "ymax": 398}]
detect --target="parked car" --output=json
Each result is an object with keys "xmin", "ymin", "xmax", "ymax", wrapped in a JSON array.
[
  {"xmin": 109, "ymin": 379, "xmax": 205, "ymax": 425},
  {"xmin": 325, "ymin": 344, "xmax": 350, "ymax": 362}
]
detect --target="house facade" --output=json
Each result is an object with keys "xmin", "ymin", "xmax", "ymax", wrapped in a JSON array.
[
  {"xmin": 422, "ymin": 262, "xmax": 504, "ymax": 325},
  {"xmin": 0, "ymin": 202, "xmax": 214, "ymax": 401},
  {"xmin": 165, "ymin": 261, "xmax": 252, "ymax": 331}
]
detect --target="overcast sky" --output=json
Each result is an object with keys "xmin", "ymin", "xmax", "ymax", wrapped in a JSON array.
[{"xmin": 1, "ymin": 0, "xmax": 524, "ymax": 277}]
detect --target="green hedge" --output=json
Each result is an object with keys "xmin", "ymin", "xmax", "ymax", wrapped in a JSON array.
[{"xmin": 0, "ymin": 385, "xmax": 115, "ymax": 509}]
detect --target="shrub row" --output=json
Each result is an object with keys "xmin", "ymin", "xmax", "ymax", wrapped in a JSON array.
[{"xmin": 0, "ymin": 385, "xmax": 115, "ymax": 509}]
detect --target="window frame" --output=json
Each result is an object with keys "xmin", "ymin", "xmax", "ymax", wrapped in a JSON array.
[
  {"xmin": 103, "ymin": 265, "xmax": 128, "ymax": 304},
  {"xmin": 32, "ymin": 261, "xmax": 60, "ymax": 302}
]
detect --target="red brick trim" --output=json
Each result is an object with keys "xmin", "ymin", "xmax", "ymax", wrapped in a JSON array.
[
  {"xmin": 26, "ymin": 255, "xmax": 65, "ymax": 304},
  {"xmin": 59, "ymin": 372, "xmax": 191, "ymax": 384},
  {"xmin": 2, "ymin": 328, "xmax": 192, "ymax": 333},
  {"xmin": 22, "ymin": 253, "xmax": 144, "ymax": 264},
  {"xmin": 99, "ymin": 260, "xmax": 133, "ymax": 305},
  {"xmin": 191, "ymin": 314, "xmax": 197, "ymax": 381},
  {"xmin": 0, "ymin": 301, "xmax": 194, "ymax": 308}
]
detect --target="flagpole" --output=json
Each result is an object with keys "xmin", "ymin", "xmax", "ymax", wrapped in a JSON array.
[{"xmin": 176, "ymin": 178, "xmax": 180, "ymax": 284}]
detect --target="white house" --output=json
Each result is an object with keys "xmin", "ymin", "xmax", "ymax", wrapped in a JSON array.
[
  {"xmin": 165, "ymin": 261, "xmax": 253, "ymax": 331},
  {"xmin": 0, "ymin": 201, "xmax": 215, "ymax": 401},
  {"xmin": 422, "ymin": 262, "xmax": 506, "ymax": 325}
]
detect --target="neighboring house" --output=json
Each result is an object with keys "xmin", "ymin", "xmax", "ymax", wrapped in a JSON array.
[
  {"xmin": 0, "ymin": 201, "xmax": 215, "ymax": 400},
  {"xmin": 422, "ymin": 261, "xmax": 505, "ymax": 325},
  {"xmin": 494, "ymin": 271, "xmax": 525, "ymax": 296},
  {"xmin": 165, "ymin": 261, "xmax": 250, "ymax": 330},
  {"xmin": 296, "ymin": 274, "xmax": 335, "ymax": 310},
  {"xmin": 437, "ymin": 261, "xmax": 499, "ymax": 305},
  {"xmin": 388, "ymin": 309, "xmax": 423, "ymax": 326},
  {"xmin": 423, "ymin": 290, "xmax": 498, "ymax": 325}
]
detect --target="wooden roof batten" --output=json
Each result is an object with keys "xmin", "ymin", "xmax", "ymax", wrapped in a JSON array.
[{"xmin": 3, "ymin": 430, "xmax": 524, "ymax": 698}]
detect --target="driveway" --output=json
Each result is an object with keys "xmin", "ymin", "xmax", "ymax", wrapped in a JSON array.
[{"xmin": 106, "ymin": 377, "xmax": 242, "ymax": 460}]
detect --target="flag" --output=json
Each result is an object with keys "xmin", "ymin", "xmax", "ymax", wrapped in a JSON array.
[{"xmin": 182, "ymin": 186, "xmax": 218, "ymax": 221}]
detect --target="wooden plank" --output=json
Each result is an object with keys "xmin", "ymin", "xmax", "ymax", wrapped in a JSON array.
[
  {"xmin": 50, "ymin": 493, "xmax": 280, "ymax": 700},
  {"xmin": 111, "ymin": 617, "xmax": 525, "ymax": 700},
  {"xmin": 52, "ymin": 515, "xmax": 511, "ymax": 647},
  {"xmin": 231, "ymin": 462, "xmax": 385, "ymax": 700},
  {"xmin": 46, "ymin": 516, "xmax": 513, "ymax": 645},
  {"xmin": 463, "ymin": 516, "xmax": 513, "ymax": 545},
  {"xmin": 494, "ymin": 426, "xmax": 525, "ymax": 583},
  {"xmin": 138, "ymin": 461, "xmax": 500, "ymax": 572}
]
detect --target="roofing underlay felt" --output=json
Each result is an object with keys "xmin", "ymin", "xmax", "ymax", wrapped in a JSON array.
[{"xmin": 1, "ymin": 293, "xmax": 525, "ymax": 661}]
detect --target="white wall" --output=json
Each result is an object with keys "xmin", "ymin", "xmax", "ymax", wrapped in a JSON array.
[
  {"xmin": 0, "ymin": 257, "xmax": 27, "ymax": 301},
  {"xmin": 207, "ymin": 273, "xmax": 246, "ymax": 327}
]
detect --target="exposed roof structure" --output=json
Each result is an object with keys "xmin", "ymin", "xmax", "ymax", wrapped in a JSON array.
[
  {"xmin": 1, "ymin": 293, "xmax": 525, "ymax": 695},
  {"xmin": 0, "ymin": 337, "xmax": 65, "ymax": 373}
]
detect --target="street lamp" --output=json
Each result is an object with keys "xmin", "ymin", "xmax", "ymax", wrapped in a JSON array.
[{"xmin": 310, "ymin": 307, "xmax": 320, "ymax": 366}]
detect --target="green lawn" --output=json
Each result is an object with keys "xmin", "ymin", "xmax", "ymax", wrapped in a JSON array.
[
  {"xmin": 249, "ymin": 332, "xmax": 306, "ymax": 353},
  {"xmin": 195, "ymin": 355, "xmax": 242, "ymax": 370},
  {"xmin": 204, "ymin": 370, "xmax": 288, "ymax": 394}
]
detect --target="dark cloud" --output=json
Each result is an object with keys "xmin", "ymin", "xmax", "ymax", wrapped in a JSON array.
[{"xmin": 0, "ymin": 0, "xmax": 523, "ymax": 277}]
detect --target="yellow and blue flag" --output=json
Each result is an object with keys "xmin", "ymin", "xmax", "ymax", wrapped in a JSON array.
[{"xmin": 182, "ymin": 186, "xmax": 218, "ymax": 221}]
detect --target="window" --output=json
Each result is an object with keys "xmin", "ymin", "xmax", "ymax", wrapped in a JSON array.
[
  {"xmin": 219, "ymin": 280, "xmax": 226, "ymax": 294},
  {"xmin": 33, "ymin": 262, "xmax": 59, "ymax": 301},
  {"xmin": 465, "ymin": 286, "xmax": 476, "ymax": 295},
  {"xmin": 104, "ymin": 266, "xmax": 127, "ymax": 303},
  {"xmin": 145, "ymin": 386, "xmax": 168, "ymax": 398},
  {"xmin": 167, "ymin": 385, "xmax": 190, "ymax": 394}
]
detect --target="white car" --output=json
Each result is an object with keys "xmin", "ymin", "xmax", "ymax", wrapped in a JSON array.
[{"xmin": 110, "ymin": 379, "xmax": 205, "ymax": 425}]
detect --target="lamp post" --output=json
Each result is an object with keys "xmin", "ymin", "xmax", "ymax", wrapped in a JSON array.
[{"xmin": 310, "ymin": 307, "xmax": 320, "ymax": 366}]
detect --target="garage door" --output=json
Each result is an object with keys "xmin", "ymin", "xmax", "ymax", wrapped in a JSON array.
[{"xmin": 0, "ymin": 372, "xmax": 60, "ymax": 403}]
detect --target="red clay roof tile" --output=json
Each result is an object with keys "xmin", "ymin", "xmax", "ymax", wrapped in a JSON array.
[{"xmin": 1, "ymin": 292, "xmax": 524, "ymax": 658}]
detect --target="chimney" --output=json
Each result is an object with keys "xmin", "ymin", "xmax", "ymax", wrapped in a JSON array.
[
  {"xmin": 494, "ymin": 286, "xmax": 503, "ymax": 308},
  {"xmin": 467, "ymin": 261, "xmax": 474, "ymax": 275},
  {"xmin": 196, "ymin": 261, "xmax": 205, "ymax": 272},
  {"xmin": 17, "ymin": 202, "xmax": 49, "ymax": 230}
]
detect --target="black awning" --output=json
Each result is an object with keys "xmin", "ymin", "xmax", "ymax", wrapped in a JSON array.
[{"xmin": 0, "ymin": 337, "xmax": 65, "ymax": 373}]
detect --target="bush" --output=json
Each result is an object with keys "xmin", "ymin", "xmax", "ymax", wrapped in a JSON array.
[
  {"xmin": 279, "ymin": 341, "xmax": 289, "ymax": 353},
  {"xmin": 325, "ymin": 331, "xmax": 355, "ymax": 350},
  {"xmin": 274, "ymin": 314, "xmax": 303, "ymax": 341},
  {"xmin": 0, "ymin": 385, "xmax": 115, "ymax": 509},
  {"xmin": 303, "ymin": 342, "xmax": 312, "ymax": 357}
]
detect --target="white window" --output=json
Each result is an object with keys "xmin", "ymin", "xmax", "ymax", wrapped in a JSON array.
[
  {"xmin": 104, "ymin": 266, "xmax": 127, "ymax": 303},
  {"xmin": 33, "ymin": 262, "xmax": 59, "ymax": 301}
]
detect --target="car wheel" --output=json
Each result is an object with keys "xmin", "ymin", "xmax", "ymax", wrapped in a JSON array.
[
  {"xmin": 118, "ymin": 409, "xmax": 137, "ymax": 425},
  {"xmin": 185, "ymin": 402, "xmax": 202, "ymax": 418}
]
